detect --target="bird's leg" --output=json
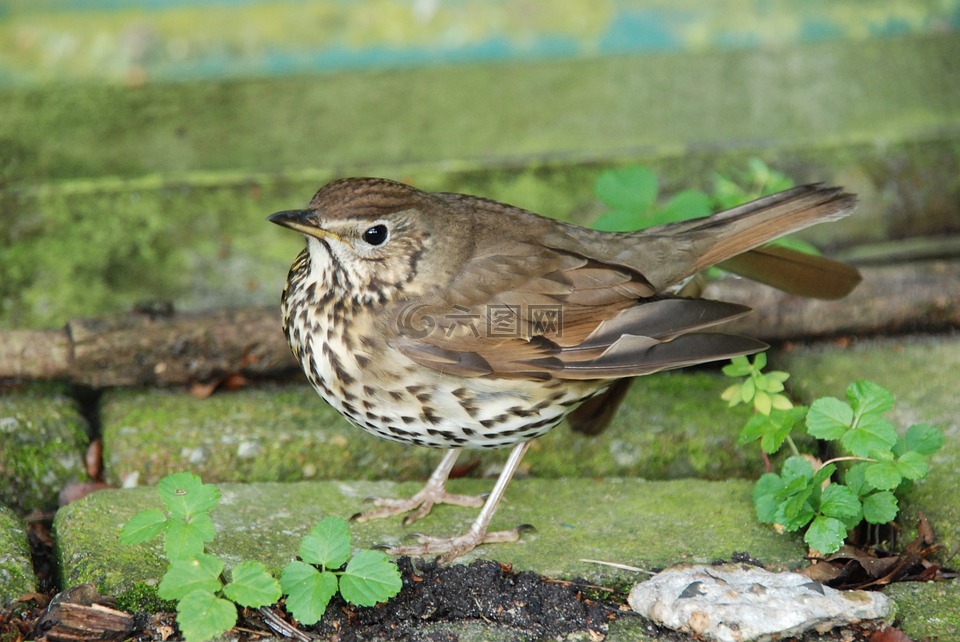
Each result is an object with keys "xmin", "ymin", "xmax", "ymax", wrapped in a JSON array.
[
  {"xmin": 385, "ymin": 441, "xmax": 533, "ymax": 563},
  {"xmin": 351, "ymin": 449, "xmax": 485, "ymax": 526}
]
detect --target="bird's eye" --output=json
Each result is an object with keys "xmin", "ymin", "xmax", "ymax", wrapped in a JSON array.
[{"xmin": 362, "ymin": 224, "xmax": 389, "ymax": 246}]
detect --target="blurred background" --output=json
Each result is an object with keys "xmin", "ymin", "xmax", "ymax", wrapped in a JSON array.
[{"xmin": 1, "ymin": 0, "xmax": 958, "ymax": 329}]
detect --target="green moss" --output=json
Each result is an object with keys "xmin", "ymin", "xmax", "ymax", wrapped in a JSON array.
[
  {"xmin": 101, "ymin": 371, "xmax": 775, "ymax": 488},
  {"xmin": 0, "ymin": 384, "xmax": 90, "ymax": 514},
  {"xmin": 885, "ymin": 582, "xmax": 960, "ymax": 639},
  {"xmin": 0, "ymin": 505, "xmax": 36, "ymax": 606},
  {"xmin": 55, "ymin": 478, "xmax": 805, "ymax": 599}
]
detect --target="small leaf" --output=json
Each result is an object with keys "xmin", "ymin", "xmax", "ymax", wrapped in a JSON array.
[
  {"xmin": 280, "ymin": 561, "xmax": 338, "ymax": 626},
  {"xmin": 753, "ymin": 390, "xmax": 772, "ymax": 416},
  {"xmin": 846, "ymin": 380, "xmax": 895, "ymax": 417},
  {"xmin": 753, "ymin": 473, "xmax": 784, "ymax": 523},
  {"xmin": 895, "ymin": 451, "xmax": 928, "ymax": 481},
  {"xmin": 591, "ymin": 208, "xmax": 642, "ymax": 233},
  {"xmin": 753, "ymin": 352, "xmax": 767, "ymax": 371},
  {"xmin": 812, "ymin": 463, "xmax": 837, "ymax": 489},
  {"xmin": 740, "ymin": 377, "xmax": 756, "ymax": 403},
  {"xmin": 862, "ymin": 491, "xmax": 899, "ymax": 524},
  {"xmin": 223, "ymin": 561, "xmax": 281, "ymax": 608},
  {"xmin": 299, "ymin": 517, "xmax": 351, "ymax": 569},
  {"xmin": 781, "ymin": 456, "xmax": 815, "ymax": 483},
  {"xmin": 771, "ymin": 394, "xmax": 794, "ymax": 411},
  {"xmin": 844, "ymin": 462, "xmax": 872, "ymax": 495},
  {"xmin": 766, "ymin": 370, "xmax": 791, "ymax": 383},
  {"xmin": 339, "ymin": 550, "xmax": 403, "ymax": 607},
  {"xmin": 158, "ymin": 473, "xmax": 220, "ymax": 520},
  {"xmin": 819, "ymin": 484, "xmax": 862, "ymax": 520},
  {"xmin": 842, "ymin": 414, "xmax": 898, "ymax": 458},
  {"xmin": 864, "ymin": 461, "xmax": 901, "ymax": 491},
  {"xmin": 158, "ymin": 554, "xmax": 224, "ymax": 601},
  {"xmin": 175, "ymin": 589, "xmax": 236, "ymax": 642},
  {"xmin": 119, "ymin": 509, "xmax": 168, "ymax": 545},
  {"xmin": 904, "ymin": 423, "xmax": 944, "ymax": 455},
  {"xmin": 721, "ymin": 383, "xmax": 742, "ymax": 405},
  {"xmin": 806, "ymin": 397, "xmax": 853, "ymax": 440},
  {"xmin": 595, "ymin": 166, "xmax": 658, "ymax": 213},
  {"xmin": 657, "ymin": 189, "xmax": 712, "ymax": 224},
  {"xmin": 722, "ymin": 356, "xmax": 752, "ymax": 377},
  {"xmin": 805, "ymin": 516, "xmax": 847, "ymax": 554},
  {"xmin": 164, "ymin": 516, "xmax": 213, "ymax": 560}
]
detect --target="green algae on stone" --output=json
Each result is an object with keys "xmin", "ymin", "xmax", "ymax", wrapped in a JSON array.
[
  {"xmin": 0, "ymin": 504, "xmax": 36, "ymax": 606},
  {"xmin": 0, "ymin": 384, "xmax": 90, "ymax": 514},
  {"xmin": 779, "ymin": 334, "xmax": 960, "ymax": 569},
  {"xmin": 884, "ymin": 582, "xmax": 960, "ymax": 639},
  {"xmin": 55, "ymin": 478, "xmax": 804, "ymax": 606},
  {"xmin": 101, "ymin": 371, "xmax": 770, "ymax": 488}
]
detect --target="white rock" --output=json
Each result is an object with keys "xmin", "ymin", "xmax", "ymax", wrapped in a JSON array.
[{"xmin": 628, "ymin": 563, "xmax": 891, "ymax": 642}]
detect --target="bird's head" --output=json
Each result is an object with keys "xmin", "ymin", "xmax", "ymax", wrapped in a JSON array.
[{"xmin": 269, "ymin": 177, "xmax": 473, "ymax": 306}]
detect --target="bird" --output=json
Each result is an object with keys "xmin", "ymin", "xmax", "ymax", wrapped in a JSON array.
[{"xmin": 269, "ymin": 176, "xmax": 860, "ymax": 561}]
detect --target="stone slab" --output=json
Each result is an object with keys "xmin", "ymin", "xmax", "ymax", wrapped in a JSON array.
[
  {"xmin": 779, "ymin": 334, "xmax": 960, "ymax": 569},
  {"xmin": 0, "ymin": 504, "xmax": 36, "ymax": 606},
  {"xmin": 0, "ymin": 384, "xmax": 90, "ymax": 514},
  {"xmin": 100, "ymin": 371, "xmax": 772, "ymax": 488},
  {"xmin": 53, "ymin": 478, "xmax": 805, "ymax": 608}
]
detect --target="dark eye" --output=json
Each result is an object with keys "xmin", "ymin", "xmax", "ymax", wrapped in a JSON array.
[{"xmin": 362, "ymin": 224, "xmax": 388, "ymax": 246}]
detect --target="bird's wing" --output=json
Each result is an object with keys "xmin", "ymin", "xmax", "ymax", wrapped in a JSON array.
[{"xmin": 388, "ymin": 242, "xmax": 764, "ymax": 380}]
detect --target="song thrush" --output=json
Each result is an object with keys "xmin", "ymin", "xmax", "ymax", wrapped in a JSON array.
[{"xmin": 270, "ymin": 177, "xmax": 859, "ymax": 561}]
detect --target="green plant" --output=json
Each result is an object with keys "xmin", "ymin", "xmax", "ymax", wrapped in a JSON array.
[
  {"xmin": 723, "ymin": 356, "xmax": 944, "ymax": 555},
  {"xmin": 120, "ymin": 473, "xmax": 401, "ymax": 641},
  {"xmin": 280, "ymin": 516, "xmax": 402, "ymax": 625}
]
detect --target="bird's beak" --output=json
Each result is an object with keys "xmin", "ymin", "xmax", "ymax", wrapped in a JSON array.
[{"xmin": 268, "ymin": 209, "xmax": 344, "ymax": 243}]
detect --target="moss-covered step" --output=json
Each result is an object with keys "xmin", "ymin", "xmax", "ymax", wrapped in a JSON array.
[
  {"xmin": 0, "ymin": 504, "xmax": 36, "ymax": 606},
  {"xmin": 3, "ymin": 32, "xmax": 958, "ymax": 328},
  {"xmin": 100, "ymin": 370, "xmax": 778, "ymax": 488},
  {"xmin": 778, "ymin": 334, "xmax": 960, "ymax": 570},
  {"xmin": 54, "ymin": 477, "xmax": 805, "ymax": 609},
  {"xmin": 0, "ymin": 384, "xmax": 90, "ymax": 514},
  {"xmin": 7, "ymin": 135, "xmax": 960, "ymax": 329},
  {"xmin": 2, "ymin": 31, "xmax": 957, "ymax": 183}
]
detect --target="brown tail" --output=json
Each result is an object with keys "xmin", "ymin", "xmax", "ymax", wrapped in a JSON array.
[{"xmin": 637, "ymin": 184, "xmax": 859, "ymax": 295}]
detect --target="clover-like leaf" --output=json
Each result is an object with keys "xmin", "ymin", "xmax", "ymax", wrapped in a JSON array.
[
  {"xmin": 819, "ymin": 484, "xmax": 862, "ymax": 521},
  {"xmin": 119, "ymin": 509, "xmax": 168, "ymax": 545},
  {"xmin": 158, "ymin": 554, "xmax": 224, "ymax": 601},
  {"xmin": 299, "ymin": 517, "xmax": 351, "ymax": 569},
  {"xmin": 339, "ymin": 550, "xmax": 403, "ymax": 607},
  {"xmin": 158, "ymin": 473, "xmax": 221, "ymax": 520},
  {"xmin": 864, "ymin": 461, "xmax": 901, "ymax": 491},
  {"xmin": 862, "ymin": 491, "xmax": 899, "ymax": 524},
  {"xmin": 806, "ymin": 397, "xmax": 853, "ymax": 440},
  {"xmin": 903, "ymin": 423, "xmax": 944, "ymax": 456},
  {"xmin": 175, "ymin": 589, "xmax": 236, "ymax": 642},
  {"xmin": 895, "ymin": 451, "xmax": 928, "ymax": 481},
  {"xmin": 595, "ymin": 166, "xmax": 658, "ymax": 213},
  {"xmin": 846, "ymin": 380, "xmax": 895, "ymax": 417},
  {"xmin": 223, "ymin": 561, "xmax": 281, "ymax": 609},
  {"xmin": 805, "ymin": 515, "xmax": 847, "ymax": 554},
  {"xmin": 164, "ymin": 514, "xmax": 215, "ymax": 561},
  {"xmin": 280, "ymin": 561, "xmax": 338, "ymax": 626},
  {"xmin": 841, "ymin": 414, "xmax": 898, "ymax": 458},
  {"xmin": 753, "ymin": 473, "xmax": 784, "ymax": 523}
]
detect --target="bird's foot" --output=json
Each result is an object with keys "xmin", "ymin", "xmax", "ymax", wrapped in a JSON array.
[
  {"xmin": 385, "ymin": 524, "xmax": 535, "ymax": 563},
  {"xmin": 351, "ymin": 484, "xmax": 486, "ymax": 526}
]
